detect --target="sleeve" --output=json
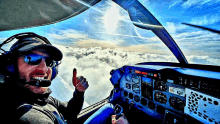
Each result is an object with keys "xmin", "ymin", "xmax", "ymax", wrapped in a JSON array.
[
  {"xmin": 18, "ymin": 108, "xmax": 55, "ymax": 124},
  {"xmin": 48, "ymin": 89, "xmax": 85, "ymax": 123}
]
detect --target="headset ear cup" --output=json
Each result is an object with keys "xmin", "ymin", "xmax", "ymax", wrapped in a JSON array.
[
  {"xmin": 0, "ymin": 53, "xmax": 17, "ymax": 84},
  {"xmin": 6, "ymin": 64, "xmax": 15, "ymax": 74},
  {"xmin": 1, "ymin": 53, "xmax": 16, "ymax": 75},
  {"xmin": 51, "ymin": 62, "xmax": 58, "ymax": 80}
]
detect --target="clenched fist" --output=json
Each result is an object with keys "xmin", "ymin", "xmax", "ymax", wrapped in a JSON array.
[{"xmin": 72, "ymin": 68, "xmax": 89, "ymax": 92}]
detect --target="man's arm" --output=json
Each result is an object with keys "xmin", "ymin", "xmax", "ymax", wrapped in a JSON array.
[
  {"xmin": 48, "ymin": 89, "xmax": 84, "ymax": 123},
  {"xmin": 48, "ymin": 68, "xmax": 89, "ymax": 123}
]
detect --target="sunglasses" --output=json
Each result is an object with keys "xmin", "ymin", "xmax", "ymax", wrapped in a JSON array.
[{"xmin": 24, "ymin": 53, "xmax": 55, "ymax": 67}]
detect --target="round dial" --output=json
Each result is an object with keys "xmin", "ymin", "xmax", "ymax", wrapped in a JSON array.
[
  {"xmin": 169, "ymin": 97, "xmax": 185, "ymax": 111},
  {"xmin": 126, "ymin": 74, "xmax": 132, "ymax": 82},
  {"xmin": 154, "ymin": 92, "xmax": 167, "ymax": 103},
  {"xmin": 201, "ymin": 83, "xmax": 208, "ymax": 90},
  {"xmin": 154, "ymin": 80, "xmax": 167, "ymax": 91},
  {"xmin": 132, "ymin": 84, "xmax": 140, "ymax": 94},
  {"xmin": 134, "ymin": 95, "xmax": 140, "ymax": 102},
  {"xmin": 126, "ymin": 83, "xmax": 131, "ymax": 89},
  {"xmin": 132, "ymin": 75, "xmax": 140, "ymax": 84},
  {"xmin": 143, "ymin": 90, "xmax": 151, "ymax": 98}
]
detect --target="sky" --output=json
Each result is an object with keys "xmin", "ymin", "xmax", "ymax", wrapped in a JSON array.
[
  {"xmin": 0, "ymin": 0, "xmax": 220, "ymax": 104},
  {"xmin": 1, "ymin": 0, "xmax": 220, "ymax": 61}
]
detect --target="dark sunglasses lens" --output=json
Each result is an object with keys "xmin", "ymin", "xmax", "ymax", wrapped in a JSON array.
[
  {"xmin": 24, "ymin": 54, "xmax": 42, "ymax": 65},
  {"xmin": 24, "ymin": 54, "xmax": 54, "ymax": 67},
  {"xmin": 45, "ymin": 58, "xmax": 54, "ymax": 67}
]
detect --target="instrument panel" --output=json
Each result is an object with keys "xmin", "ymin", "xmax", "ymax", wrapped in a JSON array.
[
  {"xmin": 120, "ymin": 69, "xmax": 186, "ymax": 115},
  {"xmin": 114, "ymin": 63, "xmax": 220, "ymax": 123}
]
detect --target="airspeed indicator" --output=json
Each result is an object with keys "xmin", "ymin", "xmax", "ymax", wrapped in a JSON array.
[{"xmin": 132, "ymin": 75, "xmax": 140, "ymax": 84}]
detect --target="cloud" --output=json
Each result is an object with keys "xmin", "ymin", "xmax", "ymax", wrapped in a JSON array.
[
  {"xmin": 48, "ymin": 33, "xmax": 67, "ymax": 40},
  {"xmin": 173, "ymin": 30, "xmax": 220, "ymax": 43},
  {"xmin": 187, "ymin": 55, "xmax": 220, "ymax": 66},
  {"xmin": 182, "ymin": 0, "xmax": 220, "ymax": 9},
  {"xmin": 47, "ymin": 27, "xmax": 163, "ymax": 48},
  {"xmin": 74, "ymin": 40, "xmax": 173, "ymax": 55},
  {"xmin": 95, "ymin": 32, "xmax": 162, "ymax": 44},
  {"xmin": 0, "ymin": 37, "xmax": 6, "ymax": 41},
  {"xmin": 169, "ymin": 0, "xmax": 220, "ymax": 9},
  {"xmin": 169, "ymin": 0, "xmax": 182, "ymax": 9},
  {"xmin": 75, "ymin": 39, "xmax": 120, "ymax": 48},
  {"xmin": 163, "ymin": 22, "xmax": 220, "ymax": 44},
  {"xmin": 0, "ymin": 38, "xmax": 17, "ymax": 52},
  {"xmin": 168, "ymin": 30, "xmax": 220, "ymax": 60},
  {"xmin": 166, "ymin": 22, "xmax": 177, "ymax": 34},
  {"xmin": 189, "ymin": 14, "xmax": 220, "ymax": 25},
  {"xmin": 47, "ymin": 29, "xmax": 88, "ymax": 40}
]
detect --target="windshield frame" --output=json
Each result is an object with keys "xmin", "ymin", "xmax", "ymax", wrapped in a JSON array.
[{"xmin": 113, "ymin": 0, "xmax": 188, "ymax": 64}]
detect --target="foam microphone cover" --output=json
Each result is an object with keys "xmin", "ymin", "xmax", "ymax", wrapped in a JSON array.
[{"xmin": 27, "ymin": 79, "xmax": 51, "ymax": 87}]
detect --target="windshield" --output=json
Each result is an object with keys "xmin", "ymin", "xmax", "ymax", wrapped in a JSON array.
[
  {"xmin": 138, "ymin": 0, "xmax": 220, "ymax": 66},
  {"xmin": 0, "ymin": 0, "xmax": 219, "ymax": 106}
]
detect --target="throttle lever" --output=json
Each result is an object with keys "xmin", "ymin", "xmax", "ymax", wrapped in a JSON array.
[{"xmin": 114, "ymin": 104, "xmax": 123, "ymax": 120}]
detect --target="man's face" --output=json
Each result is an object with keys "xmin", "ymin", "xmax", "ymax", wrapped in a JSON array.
[{"xmin": 18, "ymin": 50, "xmax": 52, "ymax": 94}]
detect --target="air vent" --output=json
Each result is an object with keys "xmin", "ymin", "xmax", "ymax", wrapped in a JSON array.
[{"xmin": 185, "ymin": 88, "xmax": 220, "ymax": 124}]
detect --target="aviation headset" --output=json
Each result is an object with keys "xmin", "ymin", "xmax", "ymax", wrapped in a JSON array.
[{"xmin": 0, "ymin": 32, "xmax": 61, "ymax": 84}]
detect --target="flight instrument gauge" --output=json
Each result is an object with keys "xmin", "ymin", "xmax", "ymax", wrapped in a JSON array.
[
  {"xmin": 154, "ymin": 92, "xmax": 167, "ymax": 103},
  {"xmin": 134, "ymin": 95, "xmax": 140, "ymax": 102},
  {"xmin": 169, "ymin": 97, "xmax": 185, "ymax": 111},
  {"xmin": 132, "ymin": 75, "xmax": 140, "ymax": 84},
  {"xmin": 154, "ymin": 80, "xmax": 167, "ymax": 91},
  {"xmin": 125, "ymin": 74, "xmax": 132, "ymax": 82},
  {"xmin": 132, "ymin": 84, "xmax": 140, "ymax": 94}
]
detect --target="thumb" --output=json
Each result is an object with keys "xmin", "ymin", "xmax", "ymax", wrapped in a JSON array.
[{"xmin": 73, "ymin": 68, "xmax": 77, "ymax": 86}]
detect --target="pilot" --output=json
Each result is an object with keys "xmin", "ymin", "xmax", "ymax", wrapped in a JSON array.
[
  {"xmin": 0, "ymin": 32, "xmax": 128, "ymax": 124},
  {"xmin": 0, "ymin": 32, "xmax": 89, "ymax": 123}
]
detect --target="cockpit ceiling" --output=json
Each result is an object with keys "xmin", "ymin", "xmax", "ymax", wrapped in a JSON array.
[{"xmin": 0, "ymin": 0, "xmax": 101, "ymax": 31}]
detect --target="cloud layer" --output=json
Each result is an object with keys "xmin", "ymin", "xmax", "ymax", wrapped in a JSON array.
[
  {"xmin": 52, "ymin": 44, "xmax": 220, "ymax": 105},
  {"xmin": 189, "ymin": 14, "xmax": 220, "ymax": 25}
]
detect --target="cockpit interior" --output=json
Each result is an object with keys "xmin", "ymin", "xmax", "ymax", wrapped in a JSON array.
[
  {"xmin": 113, "ymin": 62, "xmax": 219, "ymax": 123},
  {"xmin": 77, "ymin": 62, "xmax": 220, "ymax": 124},
  {"xmin": 0, "ymin": 0, "xmax": 220, "ymax": 124}
]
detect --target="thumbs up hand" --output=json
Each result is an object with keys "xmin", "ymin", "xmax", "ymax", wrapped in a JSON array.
[{"xmin": 72, "ymin": 68, "xmax": 89, "ymax": 92}]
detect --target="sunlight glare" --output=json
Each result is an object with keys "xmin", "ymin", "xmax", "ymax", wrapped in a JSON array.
[{"xmin": 103, "ymin": 4, "xmax": 121, "ymax": 32}]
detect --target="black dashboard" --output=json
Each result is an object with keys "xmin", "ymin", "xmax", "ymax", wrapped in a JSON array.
[{"xmin": 110, "ymin": 63, "xmax": 220, "ymax": 124}]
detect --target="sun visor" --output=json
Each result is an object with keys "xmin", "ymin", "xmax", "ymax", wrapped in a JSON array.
[{"xmin": 0, "ymin": 0, "xmax": 101, "ymax": 31}]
